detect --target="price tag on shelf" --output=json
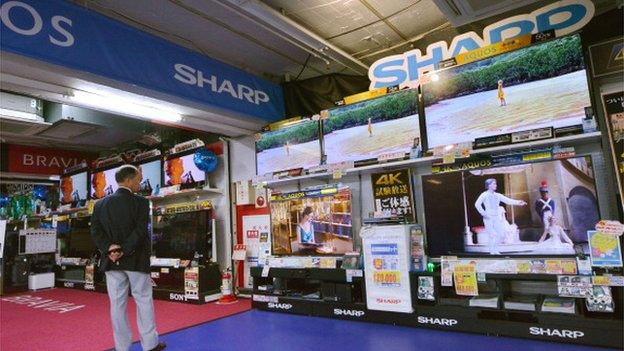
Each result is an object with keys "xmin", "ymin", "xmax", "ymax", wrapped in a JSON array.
[
  {"xmin": 442, "ymin": 153, "xmax": 455, "ymax": 164},
  {"xmin": 232, "ymin": 244, "xmax": 247, "ymax": 261},
  {"xmin": 52, "ymin": 215, "xmax": 58, "ymax": 228},
  {"xmin": 378, "ymin": 152, "xmax": 405, "ymax": 162},
  {"xmin": 261, "ymin": 266, "xmax": 270, "ymax": 277},
  {"xmin": 333, "ymin": 170, "xmax": 343, "ymax": 179},
  {"xmin": 477, "ymin": 272, "xmax": 486, "ymax": 282}
]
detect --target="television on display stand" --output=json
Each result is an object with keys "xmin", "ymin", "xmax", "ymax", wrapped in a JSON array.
[
  {"xmin": 163, "ymin": 148, "xmax": 207, "ymax": 190},
  {"xmin": 90, "ymin": 158, "xmax": 124, "ymax": 200},
  {"xmin": 60, "ymin": 163, "xmax": 90, "ymax": 208},
  {"xmin": 133, "ymin": 150, "xmax": 163, "ymax": 197}
]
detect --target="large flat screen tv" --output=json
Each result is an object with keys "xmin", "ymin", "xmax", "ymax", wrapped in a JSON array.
[
  {"xmin": 60, "ymin": 169, "xmax": 88, "ymax": 207},
  {"xmin": 91, "ymin": 164, "xmax": 123, "ymax": 200},
  {"xmin": 136, "ymin": 157, "xmax": 162, "ymax": 196},
  {"xmin": 422, "ymin": 34, "xmax": 591, "ymax": 148},
  {"xmin": 323, "ymin": 88, "xmax": 421, "ymax": 165},
  {"xmin": 164, "ymin": 150, "xmax": 206, "ymax": 188},
  {"xmin": 270, "ymin": 187, "xmax": 353, "ymax": 256},
  {"xmin": 422, "ymin": 156, "xmax": 600, "ymax": 256},
  {"xmin": 68, "ymin": 217, "xmax": 97, "ymax": 258},
  {"xmin": 151, "ymin": 210, "xmax": 211, "ymax": 260},
  {"xmin": 255, "ymin": 118, "xmax": 321, "ymax": 175}
]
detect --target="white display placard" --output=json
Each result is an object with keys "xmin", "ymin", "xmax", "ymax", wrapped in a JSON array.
[
  {"xmin": 362, "ymin": 225, "xmax": 413, "ymax": 313},
  {"xmin": 242, "ymin": 215, "xmax": 271, "ymax": 289},
  {"xmin": 0, "ymin": 220, "xmax": 6, "ymax": 259}
]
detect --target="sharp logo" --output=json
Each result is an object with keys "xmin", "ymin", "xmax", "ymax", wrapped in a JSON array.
[
  {"xmin": 529, "ymin": 327, "xmax": 584, "ymax": 339},
  {"xmin": 376, "ymin": 298, "xmax": 401, "ymax": 304},
  {"xmin": 169, "ymin": 293, "xmax": 186, "ymax": 301},
  {"xmin": 333, "ymin": 309, "xmax": 365, "ymax": 317},
  {"xmin": 267, "ymin": 303, "xmax": 292, "ymax": 310},
  {"xmin": 417, "ymin": 316, "xmax": 458, "ymax": 326}
]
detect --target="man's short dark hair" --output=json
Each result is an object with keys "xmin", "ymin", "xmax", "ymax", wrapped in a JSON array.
[{"xmin": 115, "ymin": 165, "xmax": 139, "ymax": 183}]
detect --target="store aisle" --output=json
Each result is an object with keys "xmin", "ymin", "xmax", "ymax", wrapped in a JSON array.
[
  {"xmin": 0, "ymin": 288, "xmax": 250, "ymax": 351},
  {"xmin": 130, "ymin": 310, "xmax": 611, "ymax": 351}
]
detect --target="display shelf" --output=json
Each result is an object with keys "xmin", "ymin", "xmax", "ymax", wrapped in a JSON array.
[
  {"xmin": 411, "ymin": 271, "xmax": 563, "ymax": 281},
  {"xmin": 250, "ymin": 267, "xmax": 362, "ymax": 283},
  {"xmin": 51, "ymin": 207, "xmax": 89, "ymax": 216},
  {"xmin": 314, "ymin": 220, "xmax": 352, "ymax": 227},
  {"xmin": 258, "ymin": 132, "xmax": 602, "ymax": 185},
  {"xmin": 147, "ymin": 187, "xmax": 223, "ymax": 201},
  {"xmin": 327, "ymin": 232, "xmax": 352, "ymax": 239}
]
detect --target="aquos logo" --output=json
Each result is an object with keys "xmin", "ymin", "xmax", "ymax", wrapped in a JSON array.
[
  {"xmin": 0, "ymin": 1, "xmax": 75, "ymax": 47},
  {"xmin": 267, "ymin": 302, "xmax": 292, "ymax": 310},
  {"xmin": 417, "ymin": 316, "xmax": 458, "ymax": 327},
  {"xmin": 368, "ymin": 0, "xmax": 595, "ymax": 89},
  {"xmin": 333, "ymin": 308, "xmax": 365, "ymax": 318},
  {"xmin": 529, "ymin": 327, "xmax": 584, "ymax": 339}
]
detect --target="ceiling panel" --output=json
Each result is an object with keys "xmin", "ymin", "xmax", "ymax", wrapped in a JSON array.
[
  {"xmin": 387, "ymin": 1, "xmax": 448, "ymax": 39},
  {"xmin": 329, "ymin": 21, "xmax": 404, "ymax": 58},
  {"xmin": 263, "ymin": 0, "xmax": 379, "ymax": 39},
  {"xmin": 364, "ymin": 0, "xmax": 421, "ymax": 17}
]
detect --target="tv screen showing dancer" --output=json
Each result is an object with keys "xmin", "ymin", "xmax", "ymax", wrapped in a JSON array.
[
  {"xmin": 422, "ymin": 156, "xmax": 600, "ymax": 256},
  {"xmin": 422, "ymin": 34, "xmax": 591, "ymax": 148}
]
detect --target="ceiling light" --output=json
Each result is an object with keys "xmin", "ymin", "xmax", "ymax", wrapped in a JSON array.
[
  {"xmin": 0, "ymin": 108, "xmax": 42, "ymax": 121},
  {"xmin": 69, "ymin": 91, "xmax": 182, "ymax": 123}
]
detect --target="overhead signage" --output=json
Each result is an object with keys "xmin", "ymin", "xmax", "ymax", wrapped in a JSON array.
[
  {"xmin": 588, "ymin": 37, "xmax": 624, "ymax": 77},
  {"xmin": 368, "ymin": 0, "xmax": 595, "ymax": 89},
  {"xmin": 0, "ymin": 0, "xmax": 285, "ymax": 121},
  {"xmin": 7, "ymin": 144, "xmax": 95, "ymax": 175}
]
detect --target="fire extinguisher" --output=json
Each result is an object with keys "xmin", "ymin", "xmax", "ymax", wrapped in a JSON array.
[{"xmin": 218, "ymin": 268, "xmax": 237, "ymax": 304}]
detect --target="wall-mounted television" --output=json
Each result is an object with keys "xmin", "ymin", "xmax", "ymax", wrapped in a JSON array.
[
  {"xmin": 323, "ymin": 88, "xmax": 421, "ymax": 165},
  {"xmin": 422, "ymin": 156, "xmax": 600, "ymax": 257},
  {"xmin": 422, "ymin": 34, "xmax": 591, "ymax": 149},
  {"xmin": 270, "ymin": 187, "xmax": 353, "ymax": 256},
  {"xmin": 164, "ymin": 149, "xmax": 206, "ymax": 188},
  {"xmin": 151, "ymin": 210, "xmax": 211, "ymax": 260},
  {"xmin": 255, "ymin": 118, "xmax": 321, "ymax": 175},
  {"xmin": 91, "ymin": 163, "xmax": 123, "ymax": 200},
  {"xmin": 136, "ymin": 157, "xmax": 162, "ymax": 196},
  {"xmin": 68, "ymin": 217, "xmax": 97, "ymax": 258},
  {"xmin": 60, "ymin": 168, "xmax": 89, "ymax": 207}
]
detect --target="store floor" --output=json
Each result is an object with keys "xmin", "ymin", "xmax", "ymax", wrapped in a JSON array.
[
  {"xmin": 129, "ymin": 310, "xmax": 613, "ymax": 351},
  {"xmin": 0, "ymin": 288, "xmax": 250, "ymax": 351}
]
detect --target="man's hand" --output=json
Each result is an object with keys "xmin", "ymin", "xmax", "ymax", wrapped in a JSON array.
[{"xmin": 108, "ymin": 244, "xmax": 124, "ymax": 262}]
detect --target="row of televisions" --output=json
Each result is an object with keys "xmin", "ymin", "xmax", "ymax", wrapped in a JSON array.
[
  {"xmin": 255, "ymin": 34, "xmax": 594, "ymax": 176},
  {"xmin": 59, "ymin": 145, "xmax": 207, "ymax": 207}
]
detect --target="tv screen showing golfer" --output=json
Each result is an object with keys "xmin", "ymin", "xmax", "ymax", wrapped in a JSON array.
[
  {"xmin": 255, "ymin": 118, "xmax": 321, "ymax": 176},
  {"xmin": 423, "ymin": 34, "xmax": 591, "ymax": 148},
  {"xmin": 323, "ymin": 89, "xmax": 421, "ymax": 165}
]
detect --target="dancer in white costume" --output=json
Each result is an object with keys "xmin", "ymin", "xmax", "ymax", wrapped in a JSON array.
[
  {"xmin": 536, "ymin": 216, "xmax": 574, "ymax": 253},
  {"xmin": 475, "ymin": 179, "xmax": 527, "ymax": 254}
]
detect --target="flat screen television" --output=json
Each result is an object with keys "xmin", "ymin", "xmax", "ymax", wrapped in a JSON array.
[
  {"xmin": 323, "ymin": 88, "xmax": 421, "ymax": 165},
  {"xmin": 422, "ymin": 34, "xmax": 591, "ymax": 149},
  {"xmin": 163, "ymin": 150, "xmax": 206, "ymax": 188},
  {"xmin": 270, "ymin": 187, "xmax": 353, "ymax": 256},
  {"xmin": 255, "ymin": 118, "xmax": 321, "ymax": 175},
  {"xmin": 422, "ymin": 156, "xmax": 600, "ymax": 256},
  {"xmin": 68, "ymin": 217, "xmax": 97, "ymax": 258},
  {"xmin": 136, "ymin": 157, "xmax": 162, "ymax": 196},
  {"xmin": 60, "ymin": 169, "xmax": 89, "ymax": 207},
  {"xmin": 91, "ymin": 164, "xmax": 123, "ymax": 200},
  {"xmin": 151, "ymin": 210, "xmax": 211, "ymax": 260}
]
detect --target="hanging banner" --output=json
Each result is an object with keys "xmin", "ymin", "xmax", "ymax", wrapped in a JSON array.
[
  {"xmin": 362, "ymin": 225, "xmax": 413, "ymax": 313},
  {"xmin": 368, "ymin": 0, "xmax": 595, "ymax": 89},
  {"xmin": 601, "ymin": 91, "xmax": 624, "ymax": 209},
  {"xmin": 371, "ymin": 169, "xmax": 415, "ymax": 221},
  {"xmin": 0, "ymin": 0, "xmax": 284, "ymax": 121}
]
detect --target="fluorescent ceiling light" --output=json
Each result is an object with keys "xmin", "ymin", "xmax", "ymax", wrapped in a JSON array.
[
  {"xmin": 69, "ymin": 91, "xmax": 182, "ymax": 123},
  {"xmin": 0, "ymin": 108, "xmax": 42, "ymax": 121}
]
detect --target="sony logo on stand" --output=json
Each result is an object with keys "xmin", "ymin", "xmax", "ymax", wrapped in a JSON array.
[
  {"xmin": 333, "ymin": 308, "xmax": 365, "ymax": 317},
  {"xmin": 267, "ymin": 303, "xmax": 292, "ymax": 310},
  {"xmin": 417, "ymin": 316, "xmax": 458, "ymax": 326},
  {"xmin": 529, "ymin": 327, "xmax": 584, "ymax": 339},
  {"xmin": 169, "ymin": 293, "xmax": 186, "ymax": 301}
]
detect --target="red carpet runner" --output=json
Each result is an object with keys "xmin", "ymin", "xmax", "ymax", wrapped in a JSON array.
[{"xmin": 0, "ymin": 288, "xmax": 250, "ymax": 351}]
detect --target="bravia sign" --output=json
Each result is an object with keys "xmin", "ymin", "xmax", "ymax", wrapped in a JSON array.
[
  {"xmin": 7, "ymin": 144, "xmax": 95, "ymax": 175},
  {"xmin": 368, "ymin": 0, "xmax": 595, "ymax": 89},
  {"xmin": 0, "ymin": 0, "xmax": 285, "ymax": 121}
]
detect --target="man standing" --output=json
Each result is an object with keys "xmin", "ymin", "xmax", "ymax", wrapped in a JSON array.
[
  {"xmin": 91, "ymin": 165, "xmax": 166, "ymax": 351},
  {"xmin": 534, "ymin": 181, "xmax": 555, "ymax": 231},
  {"xmin": 475, "ymin": 178, "xmax": 527, "ymax": 254}
]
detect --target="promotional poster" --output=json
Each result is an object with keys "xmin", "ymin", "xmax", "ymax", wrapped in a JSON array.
[
  {"xmin": 588, "ymin": 230, "xmax": 623, "ymax": 267},
  {"xmin": 371, "ymin": 169, "xmax": 415, "ymax": 221},
  {"xmin": 601, "ymin": 91, "xmax": 624, "ymax": 208}
]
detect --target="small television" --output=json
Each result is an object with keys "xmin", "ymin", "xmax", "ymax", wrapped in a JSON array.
[
  {"xmin": 60, "ymin": 168, "xmax": 89, "ymax": 207},
  {"xmin": 323, "ymin": 88, "xmax": 421, "ymax": 165},
  {"xmin": 91, "ymin": 163, "xmax": 123, "ymax": 200},
  {"xmin": 163, "ymin": 149, "xmax": 206, "ymax": 189},
  {"xmin": 151, "ymin": 210, "xmax": 211, "ymax": 260},
  {"xmin": 255, "ymin": 118, "xmax": 321, "ymax": 176},
  {"xmin": 422, "ymin": 34, "xmax": 591, "ymax": 149},
  {"xmin": 270, "ymin": 187, "xmax": 353, "ymax": 256},
  {"xmin": 422, "ymin": 156, "xmax": 600, "ymax": 257},
  {"xmin": 135, "ymin": 157, "xmax": 162, "ymax": 196},
  {"xmin": 68, "ymin": 217, "xmax": 97, "ymax": 258}
]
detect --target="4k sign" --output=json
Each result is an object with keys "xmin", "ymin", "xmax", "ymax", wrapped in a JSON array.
[{"xmin": 371, "ymin": 168, "xmax": 415, "ymax": 222}]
